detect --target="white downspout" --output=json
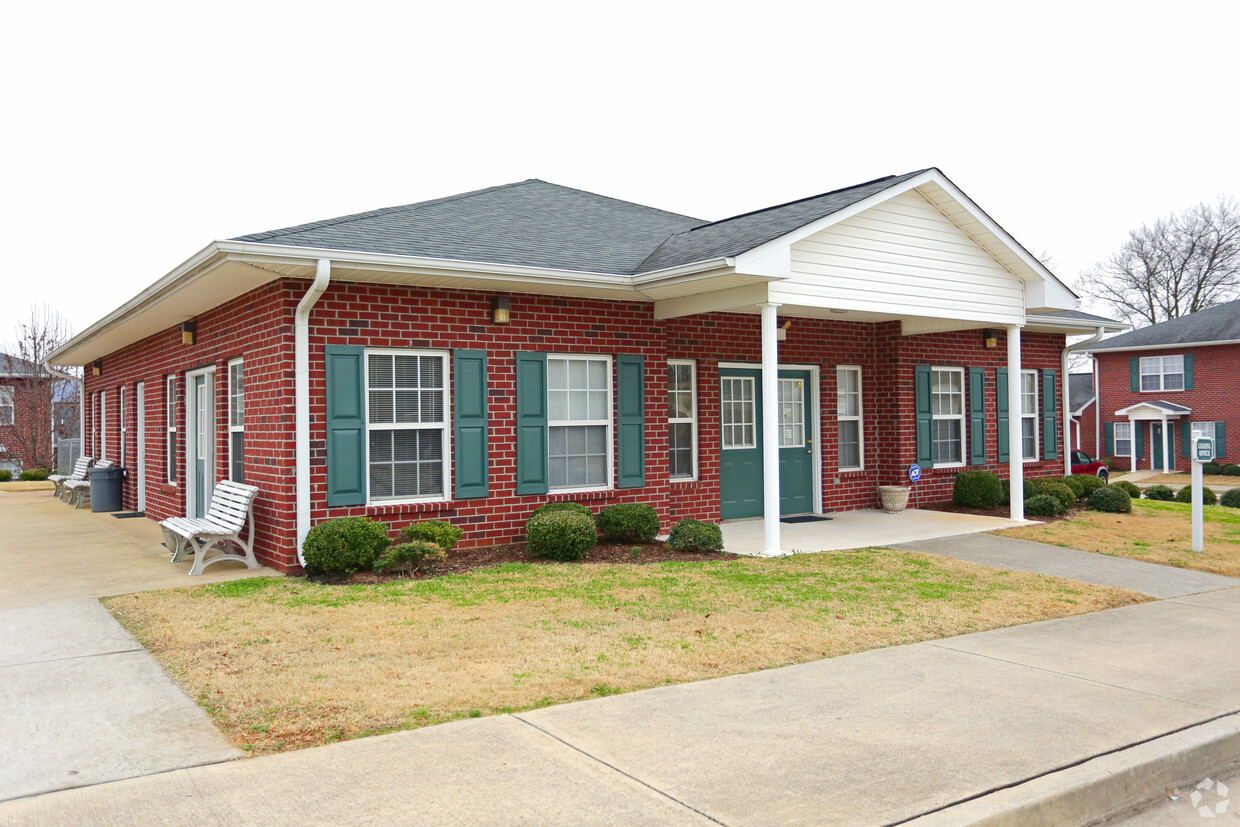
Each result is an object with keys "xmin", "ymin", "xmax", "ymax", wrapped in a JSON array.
[
  {"xmin": 43, "ymin": 364, "xmax": 84, "ymax": 468},
  {"xmin": 296, "ymin": 260, "xmax": 331, "ymax": 566},
  {"xmin": 1061, "ymin": 326, "xmax": 1107, "ymax": 475}
]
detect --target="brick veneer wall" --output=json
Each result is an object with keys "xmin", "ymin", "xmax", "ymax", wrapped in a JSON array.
[{"xmin": 1094, "ymin": 344, "xmax": 1240, "ymax": 472}]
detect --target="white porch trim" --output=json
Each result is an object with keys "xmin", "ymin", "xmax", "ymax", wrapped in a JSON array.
[{"xmin": 760, "ymin": 302, "xmax": 782, "ymax": 556}]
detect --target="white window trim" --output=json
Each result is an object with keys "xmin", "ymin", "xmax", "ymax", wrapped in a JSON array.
[
  {"xmin": 546, "ymin": 353, "xmax": 613, "ymax": 494},
  {"xmin": 119, "ymin": 385, "xmax": 127, "ymax": 468},
  {"xmin": 721, "ymin": 375, "xmax": 757, "ymax": 450},
  {"xmin": 1114, "ymin": 421, "xmax": 1132, "ymax": 457},
  {"xmin": 668, "ymin": 359, "xmax": 697, "ymax": 481},
  {"xmin": 930, "ymin": 366, "xmax": 966, "ymax": 469},
  {"xmin": 0, "ymin": 385, "xmax": 13, "ymax": 427},
  {"xmin": 1020, "ymin": 369, "xmax": 1039, "ymax": 463},
  {"xmin": 228, "ymin": 359, "xmax": 244, "ymax": 483},
  {"xmin": 836, "ymin": 365, "xmax": 864, "ymax": 471},
  {"xmin": 1139, "ymin": 354, "xmax": 1185, "ymax": 393},
  {"xmin": 363, "ymin": 348, "xmax": 452, "ymax": 505},
  {"xmin": 166, "ymin": 375, "xmax": 178, "ymax": 485}
]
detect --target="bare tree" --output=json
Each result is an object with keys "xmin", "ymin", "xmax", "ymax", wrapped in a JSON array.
[
  {"xmin": 0, "ymin": 306, "xmax": 74, "ymax": 472},
  {"xmin": 1077, "ymin": 198, "xmax": 1240, "ymax": 326}
]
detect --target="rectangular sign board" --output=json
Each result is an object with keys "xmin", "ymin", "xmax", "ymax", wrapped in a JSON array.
[{"xmin": 1196, "ymin": 439, "xmax": 1215, "ymax": 462}]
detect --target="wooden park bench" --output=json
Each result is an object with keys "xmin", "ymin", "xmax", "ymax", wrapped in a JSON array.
[
  {"xmin": 50, "ymin": 456, "xmax": 93, "ymax": 499},
  {"xmin": 160, "ymin": 480, "xmax": 261, "ymax": 576},
  {"xmin": 63, "ymin": 458, "xmax": 114, "ymax": 508}
]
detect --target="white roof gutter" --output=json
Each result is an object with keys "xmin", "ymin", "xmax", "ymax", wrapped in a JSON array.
[{"xmin": 295, "ymin": 259, "xmax": 331, "ymax": 567}]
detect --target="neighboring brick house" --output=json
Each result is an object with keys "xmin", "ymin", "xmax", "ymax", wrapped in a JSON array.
[
  {"xmin": 48, "ymin": 168, "xmax": 1118, "ymax": 571},
  {"xmin": 0, "ymin": 353, "xmax": 61, "ymax": 474},
  {"xmin": 1082, "ymin": 299, "xmax": 1239, "ymax": 473},
  {"xmin": 1067, "ymin": 372, "xmax": 1098, "ymax": 460}
]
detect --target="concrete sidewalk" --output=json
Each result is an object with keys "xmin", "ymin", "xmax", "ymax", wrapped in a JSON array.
[{"xmin": 5, "ymin": 586, "xmax": 1239, "ymax": 825}]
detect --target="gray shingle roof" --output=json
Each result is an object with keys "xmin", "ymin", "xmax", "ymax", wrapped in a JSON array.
[
  {"xmin": 233, "ymin": 172, "xmax": 932, "ymax": 276},
  {"xmin": 1068, "ymin": 373, "xmax": 1095, "ymax": 413},
  {"xmin": 1031, "ymin": 309, "xmax": 1123, "ymax": 325},
  {"xmin": 1117, "ymin": 400, "xmax": 1192, "ymax": 414},
  {"xmin": 1088, "ymin": 299, "xmax": 1240, "ymax": 350}
]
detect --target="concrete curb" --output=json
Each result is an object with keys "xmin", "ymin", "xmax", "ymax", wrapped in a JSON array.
[{"xmin": 903, "ymin": 713, "xmax": 1240, "ymax": 826}]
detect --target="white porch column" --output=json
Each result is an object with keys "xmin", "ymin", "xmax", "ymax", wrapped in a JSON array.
[
  {"xmin": 1162, "ymin": 415, "xmax": 1170, "ymax": 473},
  {"xmin": 1129, "ymin": 417, "xmax": 1136, "ymax": 472},
  {"xmin": 1007, "ymin": 325, "xmax": 1024, "ymax": 521},
  {"xmin": 760, "ymin": 302, "xmax": 782, "ymax": 556}
]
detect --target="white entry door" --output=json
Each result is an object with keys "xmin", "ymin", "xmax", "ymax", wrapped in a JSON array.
[{"xmin": 136, "ymin": 381, "xmax": 147, "ymax": 512}]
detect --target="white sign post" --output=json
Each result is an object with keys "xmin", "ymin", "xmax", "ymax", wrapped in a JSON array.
[{"xmin": 1191, "ymin": 430, "xmax": 1213, "ymax": 553}]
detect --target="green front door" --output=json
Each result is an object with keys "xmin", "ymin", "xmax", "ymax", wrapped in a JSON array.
[
  {"xmin": 1151, "ymin": 422, "xmax": 1173, "ymax": 470},
  {"xmin": 719, "ymin": 368, "xmax": 815, "ymax": 519}
]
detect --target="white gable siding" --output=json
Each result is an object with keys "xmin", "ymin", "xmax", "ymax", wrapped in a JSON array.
[{"xmin": 776, "ymin": 189, "xmax": 1026, "ymax": 325}]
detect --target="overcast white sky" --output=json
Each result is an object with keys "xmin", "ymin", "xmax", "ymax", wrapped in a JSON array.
[{"xmin": 3, "ymin": 1, "xmax": 1237, "ymax": 350}]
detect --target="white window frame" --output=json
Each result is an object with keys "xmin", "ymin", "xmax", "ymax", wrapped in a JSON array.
[
  {"xmin": 363, "ymin": 348, "xmax": 451, "ymax": 505},
  {"xmin": 100, "ymin": 390, "xmax": 108, "ymax": 461},
  {"xmin": 92, "ymin": 392, "xmax": 99, "ymax": 457},
  {"xmin": 119, "ymin": 385, "xmax": 127, "ymax": 468},
  {"xmin": 836, "ymin": 366, "xmax": 864, "ymax": 471},
  {"xmin": 1192, "ymin": 421, "xmax": 1216, "ymax": 447},
  {"xmin": 547, "ymin": 353, "xmax": 613, "ymax": 493},
  {"xmin": 228, "ymin": 359, "xmax": 245, "ymax": 483},
  {"xmin": 1020, "ymin": 369, "xmax": 1039, "ymax": 462},
  {"xmin": 721, "ymin": 376, "xmax": 757, "ymax": 450},
  {"xmin": 667, "ymin": 359, "xmax": 697, "ymax": 481},
  {"xmin": 0, "ymin": 385, "xmax": 13, "ymax": 427},
  {"xmin": 1139, "ymin": 354, "xmax": 1185, "ymax": 392},
  {"xmin": 166, "ymin": 375, "xmax": 178, "ymax": 484},
  {"xmin": 930, "ymin": 366, "xmax": 966, "ymax": 468},
  {"xmin": 1114, "ymin": 422, "xmax": 1132, "ymax": 457}
]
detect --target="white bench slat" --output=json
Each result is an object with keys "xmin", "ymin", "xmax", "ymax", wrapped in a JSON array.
[{"xmin": 160, "ymin": 480, "xmax": 261, "ymax": 575}]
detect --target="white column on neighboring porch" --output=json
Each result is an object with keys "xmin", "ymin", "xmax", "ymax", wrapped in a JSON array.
[
  {"xmin": 1007, "ymin": 325, "xmax": 1024, "ymax": 521},
  {"xmin": 1129, "ymin": 417, "xmax": 1137, "ymax": 472},
  {"xmin": 1162, "ymin": 415, "xmax": 1170, "ymax": 473},
  {"xmin": 760, "ymin": 302, "xmax": 782, "ymax": 556}
]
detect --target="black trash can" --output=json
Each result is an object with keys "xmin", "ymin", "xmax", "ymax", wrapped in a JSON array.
[{"xmin": 89, "ymin": 466, "xmax": 125, "ymax": 513}]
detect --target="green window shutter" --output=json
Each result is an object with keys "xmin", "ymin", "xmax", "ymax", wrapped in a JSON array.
[
  {"xmin": 1183, "ymin": 354, "xmax": 1194, "ymax": 390},
  {"xmin": 1129, "ymin": 357, "xmax": 1139, "ymax": 392},
  {"xmin": 453, "ymin": 349, "xmax": 488, "ymax": 499},
  {"xmin": 515, "ymin": 352, "xmax": 548, "ymax": 495},
  {"xmin": 968, "ymin": 367, "xmax": 986, "ymax": 465},
  {"xmin": 996, "ymin": 368, "xmax": 1009, "ymax": 463},
  {"xmin": 1136, "ymin": 423, "xmax": 1144, "ymax": 458},
  {"xmin": 325, "ymin": 345, "xmax": 366, "ymax": 507},
  {"xmin": 1217, "ymin": 422, "xmax": 1227, "ymax": 458},
  {"xmin": 1181, "ymin": 421, "xmax": 1192, "ymax": 458},
  {"xmin": 1041, "ymin": 369, "xmax": 1058, "ymax": 461},
  {"xmin": 914, "ymin": 366, "xmax": 933, "ymax": 468},
  {"xmin": 1104, "ymin": 422, "xmax": 1115, "ymax": 456},
  {"xmin": 616, "ymin": 354, "xmax": 645, "ymax": 488}
]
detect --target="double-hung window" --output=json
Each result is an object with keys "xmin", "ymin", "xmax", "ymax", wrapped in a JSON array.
[
  {"xmin": 548, "ymin": 355, "xmax": 610, "ymax": 490},
  {"xmin": 1020, "ymin": 369, "xmax": 1038, "ymax": 461},
  {"xmin": 228, "ymin": 359, "xmax": 245, "ymax": 483},
  {"xmin": 1114, "ymin": 422, "xmax": 1132, "ymax": 456},
  {"xmin": 837, "ymin": 366, "xmax": 863, "ymax": 470},
  {"xmin": 366, "ymin": 350, "xmax": 449, "ymax": 501},
  {"xmin": 1140, "ymin": 355, "xmax": 1184, "ymax": 391},
  {"xmin": 668, "ymin": 360, "xmax": 696, "ymax": 480},
  {"xmin": 930, "ymin": 367, "xmax": 964, "ymax": 465},
  {"xmin": 0, "ymin": 386, "xmax": 13, "ymax": 426},
  {"xmin": 166, "ymin": 376, "xmax": 178, "ymax": 483}
]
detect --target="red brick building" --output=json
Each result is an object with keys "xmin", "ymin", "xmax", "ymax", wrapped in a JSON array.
[
  {"xmin": 48, "ymin": 169, "xmax": 1115, "ymax": 572},
  {"xmin": 1081, "ymin": 300, "xmax": 1239, "ymax": 473}
]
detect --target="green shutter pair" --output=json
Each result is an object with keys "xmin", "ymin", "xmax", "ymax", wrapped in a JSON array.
[
  {"xmin": 1180, "ymin": 421, "xmax": 1228, "ymax": 458},
  {"xmin": 1129, "ymin": 355, "xmax": 1194, "ymax": 390},
  {"xmin": 995, "ymin": 368, "xmax": 1058, "ymax": 462},
  {"xmin": 323, "ymin": 346, "xmax": 490, "ymax": 507},
  {"xmin": 913, "ymin": 366, "xmax": 997, "ymax": 467},
  {"xmin": 515, "ymin": 352, "xmax": 646, "ymax": 494},
  {"xmin": 1107, "ymin": 421, "xmax": 1145, "ymax": 458}
]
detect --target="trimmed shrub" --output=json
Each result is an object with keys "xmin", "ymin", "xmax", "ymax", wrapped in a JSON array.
[
  {"xmin": 952, "ymin": 471, "xmax": 1003, "ymax": 508},
  {"xmin": 0, "ymin": 470, "xmax": 11, "ymax": 482},
  {"xmin": 1031, "ymin": 479, "xmax": 1076, "ymax": 510},
  {"xmin": 1024, "ymin": 494, "xmax": 1065, "ymax": 517},
  {"xmin": 666, "ymin": 518, "xmax": 724, "ymax": 552},
  {"xmin": 1058, "ymin": 476, "xmax": 1087, "ymax": 499},
  {"xmin": 1001, "ymin": 477, "xmax": 1035, "ymax": 502},
  {"xmin": 1222, "ymin": 464, "xmax": 1240, "ymax": 477},
  {"xmin": 302, "ymin": 517, "xmax": 391, "ymax": 576},
  {"xmin": 1068, "ymin": 474, "xmax": 1108, "ymax": 500},
  {"xmin": 1087, "ymin": 485, "xmax": 1131, "ymax": 513},
  {"xmin": 1144, "ymin": 485, "xmax": 1175, "ymax": 501},
  {"xmin": 1175, "ymin": 485, "xmax": 1217, "ymax": 506},
  {"xmin": 400, "ymin": 520, "xmax": 462, "ymax": 551},
  {"xmin": 597, "ymin": 503, "xmax": 660, "ymax": 543},
  {"xmin": 1219, "ymin": 488, "xmax": 1240, "ymax": 509},
  {"xmin": 376, "ymin": 540, "xmax": 446, "ymax": 575},
  {"xmin": 526, "ymin": 510, "xmax": 597, "ymax": 561},
  {"xmin": 1111, "ymin": 480, "xmax": 1141, "ymax": 499},
  {"xmin": 1203, "ymin": 462, "xmax": 1222, "ymax": 476},
  {"xmin": 530, "ymin": 501, "xmax": 595, "ymax": 523},
  {"xmin": 19, "ymin": 468, "xmax": 49, "ymax": 481}
]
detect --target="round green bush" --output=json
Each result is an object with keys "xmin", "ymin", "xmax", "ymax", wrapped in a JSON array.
[
  {"xmin": 1031, "ymin": 479, "xmax": 1076, "ymax": 510},
  {"xmin": 1111, "ymin": 480, "xmax": 1141, "ymax": 499},
  {"xmin": 1203, "ymin": 462, "xmax": 1222, "ymax": 476},
  {"xmin": 1024, "ymin": 494, "xmax": 1065, "ymax": 517},
  {"xmin": 18, "ymin": 468, "xmax": 49, "ymax": 481},
  {"xmin": 376, "ymin": 540, "xmax": 446, "ymax": 575},
  {"xmin": 529, "ymin": 501, "xmax": 595, "ymax": 523},
  {"xmin": 666, "ymin": 518, "xmax": 724, "ymax": 552},
  {"xmin": 0, "ymin": 470, "xmax": 11, "ymax": 483},
  {"xmin": 1086, "ymin": 485, "xmax": 1131, "ymax": 513},
  {"xmin": 525, "ymin": 510, "xmax": 598, "ymax": 561},
  {"xmin": 1001, "ymin": 477, "xmax": 1035, "ymax": 501},
  {"xmin": 400, "ymin": 519, "xmax": 462, "ymax": 550},
  {"xmin": 1057, "ymin": 476, "xmax": 1086, "ymax": 499},
  {"xmin": 952, "ymin": 471, "xmax": 1003, "ymax": 508},
  {"xmin": 1068, "ymin": 474, "xmax": 1107, "ymax": 500},
  {"xmin": 1144, "ymin": 485, "xmax": 1175, "ymax": 501},
  {"xmin": 302, "ymin": 517, "xmax": 391, "ymax": 576},
  {"xmin": 597, "ymin": 503, "xmax": 660, "ymax": 543},
  {"xmin": 1223, "ymin": 464, "xmax": 1240, "ymax": 477},
  {"xmin": 1219, "ymin": 488, "xmax": 1240, "ymax": 509},
  {"xmin": 1175, "ymin": 485, "xmax": 1217, "ymax": 505}
]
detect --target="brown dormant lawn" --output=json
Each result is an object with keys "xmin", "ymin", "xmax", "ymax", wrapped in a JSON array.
[
  {"xmin": 105, "ymin": 548, "xmax": 1144, "ymax": 755},
  {"xmin": 1116, "ymin": 473, "xmax": 1237, "ymax": 487},
  {"xmin": 998, "ymin": 499, "xmax": 1240, "ymax": 578}
]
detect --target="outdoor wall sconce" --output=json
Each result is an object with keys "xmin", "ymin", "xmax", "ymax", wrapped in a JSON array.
[
  {"xmin": 776, "ymin": 320, "xmax": 791, "ymax": 341},
  {"xmin": 491, "ymin": 295, "xmax": 511, "ymax": 325},
  {"xmin": 92, "ymin": 361, "xmax": 102, "ymax": 376},
  {"xmin": 983, "ymin": 329, "xmax": 998, "ymax": 348},
  {"xmin": 181, "ymin": 321, "xmax": 198, "ymax": 345}
]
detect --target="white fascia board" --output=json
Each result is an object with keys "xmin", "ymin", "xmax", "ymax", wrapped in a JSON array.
[
  {"xmin": 1070, "ymin": 398, "xmax": 1094, "ymax": 417},
  {"xmin": 1025, "ymin": 316, "xmax": 1129, "ymax": 334},
  {"xmin": 1082, "ymin": 338, "xmax": 1240, "ymax": 355},
  {"xmin": 1115, "ymin": 402, "xmax": 1192, "ymax": 417}
]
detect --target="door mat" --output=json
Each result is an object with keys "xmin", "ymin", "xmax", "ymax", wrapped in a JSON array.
[
  {"xmin": 111, "ymin": 512, "xmax": 147, "ymax": 519},
  {"xmin": 780, "ymin": 515, "xmax": 832, "ymax": 523}
]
